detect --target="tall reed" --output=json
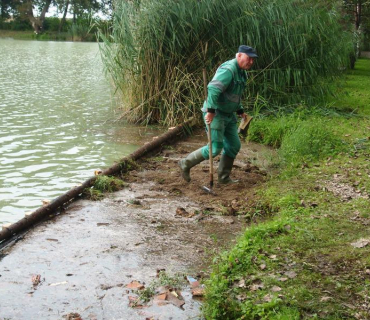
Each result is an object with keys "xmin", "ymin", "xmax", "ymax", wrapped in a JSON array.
[{"xmin": 99, "ymin": 0, "xmax": 353, "ymax": 126}]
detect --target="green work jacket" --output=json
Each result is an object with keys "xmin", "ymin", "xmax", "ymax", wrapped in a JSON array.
[{"xmin": 202, "ymin": 58, "xmax": 247, "ymax": 114}]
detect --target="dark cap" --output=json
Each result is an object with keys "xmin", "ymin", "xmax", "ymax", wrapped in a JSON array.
[{"xmin": 238, "ymin": 45, "xmax": 258, "ymax": 58}]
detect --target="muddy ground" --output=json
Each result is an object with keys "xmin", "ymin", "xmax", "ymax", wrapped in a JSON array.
[{"xmin": 0, "ymin": 129, "xmax": 275, "ymax": 320}]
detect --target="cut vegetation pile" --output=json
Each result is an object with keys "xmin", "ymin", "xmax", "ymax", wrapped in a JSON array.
[{"xmin": 203, "ymin": 58, "xmax": 370, "ymax": 319}]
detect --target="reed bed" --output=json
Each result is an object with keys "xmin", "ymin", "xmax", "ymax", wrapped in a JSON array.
[{"xmin": 99, "ymin": 0, "xmax": 353, "ymax": 126}]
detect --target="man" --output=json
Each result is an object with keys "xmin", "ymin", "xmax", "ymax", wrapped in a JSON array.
[{"xmin": 179, "ymin": 45, "xmax": 258, "ymax": 184}]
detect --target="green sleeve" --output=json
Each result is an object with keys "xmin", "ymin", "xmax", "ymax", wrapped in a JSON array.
[{"xmin": 206, "ymin": 67, "xmax": 233, "ymax": 111}]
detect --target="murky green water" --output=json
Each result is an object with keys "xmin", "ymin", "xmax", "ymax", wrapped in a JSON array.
[{"xmin": 0, "ymin": 39, "xmax": 160, "ymax": 225}]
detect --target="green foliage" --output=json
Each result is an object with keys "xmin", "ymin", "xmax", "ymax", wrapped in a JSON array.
[
  {"xmin": 68, "ymin": 14, "xmax": 98, "ymax": 41},
  {"xmin": 0, "ymin": 17, "xmax": 31, "ymax": 31},
  {"xmin": 203, "ymin": 220, "xmax": 290, "ymax": 319},
  {"xmin": 329, "ymin": 58, "xmax": 370, "ymax": 114},
  {"xmin": 84, "ymin": 188, "xmax": 104, "ymax": 201},
  {"xmin": 93, "ymin": 175, "xmax": 125, "ymax": 193},
  {"xmin": 84, "ymin": 175, "xmax": 126, "ymax": 201},
  {"xmin": 0, "ymin": 16, "xmax": 102, "ymax": 42},
  {"xmin": 203, "ymin": 58, "xmax": 370, "ymax": 319},
  {"xmin": 248, "ymin": 112, "xmax": 299, "ymax": 148},
  {"xmin": 99, "ymin": 0, "xmax": 354, "ymax": 125},
  {"xmin": 43, "ymin": 17, "xmax": 62, "ymax": 32},
  {"xmin": 279, "ymin": 118, "xmax": 347, "ymax": 166},
  {"xmin": 248, "ymin": 106, "xmax": 350, "ymax": 167}
]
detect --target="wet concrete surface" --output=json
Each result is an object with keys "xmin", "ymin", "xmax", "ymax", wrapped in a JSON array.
[{"xmin": 0, "ymin": 181, "xmax": 245, "ymax": 320}]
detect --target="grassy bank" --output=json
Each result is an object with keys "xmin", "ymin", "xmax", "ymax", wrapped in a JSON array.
[
  {"xmin": 203, "ymin": 58, "xmax": 370, "ymax": 319},
  {"xmin": 0, "ymin": 30, "xmax": 35, "ymax": 40},
  {"xmin": 0, "ymin": 29, "xmax": 97, "ymax": 42}
]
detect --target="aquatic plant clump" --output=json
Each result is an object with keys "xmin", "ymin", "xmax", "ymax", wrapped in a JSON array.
[
  {"xmin": 84, "ymin": 175, "xmax": 127, "ymax": 200},
  {"xmin": 99, "ymin": 0, "xmax": 353, "ymax": 126}
]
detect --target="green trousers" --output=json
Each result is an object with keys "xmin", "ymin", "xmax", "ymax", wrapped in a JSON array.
[{"xmin": 201, "ymin": 111, "xmax": 241, "ymax": 159}]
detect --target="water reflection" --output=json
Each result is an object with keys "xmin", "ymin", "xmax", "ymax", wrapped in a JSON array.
[{"xmin": 0, "ymin": 39, "xmax": 161, "ymax": 224}]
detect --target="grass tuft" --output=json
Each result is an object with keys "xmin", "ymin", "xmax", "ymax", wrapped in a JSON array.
[
  {"xmin": 279, "ymin": 118, "xmax": 347, "ymax": 166},
  {"xmin": 84, "ymin": 175, "xmax": 127, "ymax": 200}
]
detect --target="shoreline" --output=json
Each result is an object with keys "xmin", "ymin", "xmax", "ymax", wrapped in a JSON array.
[{"xmin": 0, "ymin": 30, "xmax": 98, "ymax": 42}]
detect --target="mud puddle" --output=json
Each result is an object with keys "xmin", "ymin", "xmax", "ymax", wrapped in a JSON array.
[{"xmin": 0, "ymin": 129, "xmax": 276, "ymax": 319}]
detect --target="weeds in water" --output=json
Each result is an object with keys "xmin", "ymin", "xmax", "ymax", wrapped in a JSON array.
[
  {"xmin": 84, "ymin": 188, "xmax": 104, "ymax": 201},
  {"xmin": 84, "ymin": 175, "xmax": 127, "ymax": 201},
  {"xmin": 119, "ymin": 159, "xmax": 138, "ymax": 173},
  {"xmin": 94, "ymin": 175, "xmax": 126, "ymax": 193}
]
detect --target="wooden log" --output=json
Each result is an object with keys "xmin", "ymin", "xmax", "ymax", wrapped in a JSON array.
[{"xmin": 0, "ymin": 118, "xmax": 196, "ymax": 243}]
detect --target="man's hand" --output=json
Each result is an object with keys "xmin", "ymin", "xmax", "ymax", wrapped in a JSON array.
[
  {"xmin": 238, "ymin": 113, "xmax": 247, "ymax": 120},
  {"xmin": 205, "ymin": 112, "xmax": 215, "ymax": 124}
]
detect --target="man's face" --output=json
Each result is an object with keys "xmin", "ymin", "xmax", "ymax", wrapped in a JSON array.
[{"xmin": 238, "ymin": 53, "xmax": 254, "ymax": 70}]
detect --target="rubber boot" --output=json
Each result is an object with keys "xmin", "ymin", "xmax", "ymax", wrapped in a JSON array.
[
  {"xmin": 218, "ymin": 154, "xmax": 239, "ymax": 184},
  {"xmin": 178, "ymin": 148, "xmax": 205, "ymax": 182}
]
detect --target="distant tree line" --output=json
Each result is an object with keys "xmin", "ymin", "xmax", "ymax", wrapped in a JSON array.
[
  {"xmin": 325, "ymin": 0, "xmax": 370, "ymax": 51},
  {"xmin": 342, "ymin": 0, "xmax": 370, "ymax": 51},
  {"xmin": 0, "ymin": 0, "xmax": 112, "ymax": 35}
]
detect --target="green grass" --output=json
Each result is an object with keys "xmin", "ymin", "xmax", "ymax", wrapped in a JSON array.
[
  {"xmin": 0, "ymin": 29, "xmax": 96, "ymax": 42},
  {"xmin": 0, "ymin": 30, "xmax": 35, "ymax": 40},
  {"xmin": 329, "ymin": 59, "xmax": 370, "ymax": 115},
  {"xmin": 203, "ymin": 59, "xmax": 370, "ymax": 319},
  {"xmin": 84, "ymin": 175, "xmax": 127, "ymax": 200}
]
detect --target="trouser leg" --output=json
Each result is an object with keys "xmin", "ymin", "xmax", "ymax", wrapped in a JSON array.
[
  {"xmin": 218, "ymin": 115, "xmax": 241, "ymax": 184},
  {"xmin": 200, "ymin": 112, "xmax": 224, "ymax": 159}
]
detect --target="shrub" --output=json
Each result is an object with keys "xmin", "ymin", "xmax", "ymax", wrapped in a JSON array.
[{"xmin": 43, "ymin": 17, "xmax": 61, "ymax": 32}]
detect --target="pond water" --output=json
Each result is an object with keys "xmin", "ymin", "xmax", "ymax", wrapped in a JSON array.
[{"xmin": 0, "ymin": 39, "xmax": 160, "ymax": 225}]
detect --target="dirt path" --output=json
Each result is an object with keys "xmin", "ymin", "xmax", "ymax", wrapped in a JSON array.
[{"xmin": 0, "ymin": 129, "xmax": 275, "ymax": 320}]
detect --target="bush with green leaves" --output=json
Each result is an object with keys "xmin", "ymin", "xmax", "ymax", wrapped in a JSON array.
[{"xmin": 99, "ymin": 0, "xmax": 354, "ymax": 125}]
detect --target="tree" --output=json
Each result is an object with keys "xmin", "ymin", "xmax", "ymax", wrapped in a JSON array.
[
  {"xmin": 1, "ymin": 0, "xmax": 17, "ymax": 19},
  {"xmin": 14, "ymin": 0, "xmax": 53, "ymax": 33},
  {"xmin": 57, "ymin": 0, "xmax": 69, "ymax": 32},
  {"xmin": 342, "ymin": 0, "xmax": 370, "ymax": 30},
  {"xmin": 341, "ymin": 0, "xmax": 370, "ymax": 56}
]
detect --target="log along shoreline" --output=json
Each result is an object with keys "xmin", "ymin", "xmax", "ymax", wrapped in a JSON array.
[{"xmin": 0, "ymin": 118, "xmax": 197, "ymax": 245}]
